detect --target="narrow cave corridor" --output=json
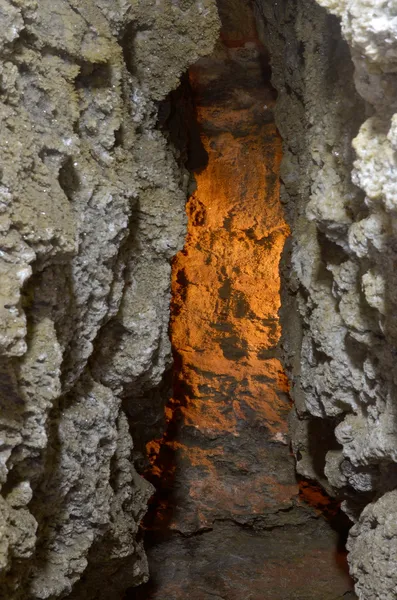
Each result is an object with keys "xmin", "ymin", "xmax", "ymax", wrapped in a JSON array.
[
  {"xmin": 1, "ymin": 0, "xmax": 395, "ymax": 596},
  {"xmin": 128, "ymin": 1, "xmax": 356, "ymax": 599}
]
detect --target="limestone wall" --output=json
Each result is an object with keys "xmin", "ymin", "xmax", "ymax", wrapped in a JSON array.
[
  {"xmin": 255, "ymin": 0, "xmax": 397, "ymax": 597},
  {"xmin": 0, "ymin": 1, "xmax": 218, "ymax": 598},
  {"xmin": 133, "ymin": 4, "xmax": 355, "ymax": 595},
  {"xmin": 1, "ymin": 0, "xmax": 396, "ymax": 597}
]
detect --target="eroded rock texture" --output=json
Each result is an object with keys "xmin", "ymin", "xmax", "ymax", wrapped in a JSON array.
[
  {"xmin": 255, "ymin": 0, "xmax": 397, "ymax": 597},
  {"xmin": 2, "ymin": 0, "xmax": 396, "ymax": 596},
  {"xmin": 131, "ymin": 1, "xmax": 355, "ymax": 598},
  {"xmin": 0, "ymin": 1, "xmax": 219, "ymax": 598}
]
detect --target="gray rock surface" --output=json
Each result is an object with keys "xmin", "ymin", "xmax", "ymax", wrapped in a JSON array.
[
  {"xmin": 347, "ymin": 490, "xmax": 397, "ymax": 600},
  {"xmin": 0, "ymin": 1, "xmax": 218, "ymax": 598},
  {"xmin": 255, "ymin": 0, "xmax": 397, "ymax": 597},
  {"xmin": 318, "ymin": 2, "xmax": 397, "ymax": 597},
  {"xmin": 1, "ymin": 0, "xmax": 396, "ymax": 597}
]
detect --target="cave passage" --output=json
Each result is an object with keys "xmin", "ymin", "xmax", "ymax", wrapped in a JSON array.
[{"xmin": 129, "ymin": 1, "xmax": 356, "ymax": 599}]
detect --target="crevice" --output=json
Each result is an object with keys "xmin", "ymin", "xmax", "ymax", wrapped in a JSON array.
[{"xmin": 131, "ymin": 1, "xmax": 355, "ymax": 598}]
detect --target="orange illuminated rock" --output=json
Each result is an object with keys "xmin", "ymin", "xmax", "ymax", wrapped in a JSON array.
[
  {"xmin": 144, "ymin": 10, "xmax": 298, "ymax": 535},
  {"xmin": 133, "ymin": 2, "xmax": 356, "ymax": 599}
]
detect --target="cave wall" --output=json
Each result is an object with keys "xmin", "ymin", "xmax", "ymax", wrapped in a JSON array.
[
  {"xmin": 255, "ymin": 0, "xmax": 397, "ymax": 598},
  {"xmin": 0, "ymin": 0, "xmax": 396, "ymax": 598},
  {"xmin": 133, "ymin": 2, "xmax": 355, "ymax": 597},
  {"xmin": 0, "ymin": 1, "xmax": 219, "ymax": 598}
]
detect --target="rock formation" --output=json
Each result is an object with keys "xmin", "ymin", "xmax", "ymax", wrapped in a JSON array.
[
  {"xmin": 131, "ymin": 2, "xmax": 354, "ymax": 597},
  {"xmin": 255, "ymin": 0, "xmax": 397, "ymax": 598},
  {"xmin": 0, "ymin": 0, "xmax": 396, "ymax": 598},
  {"xmin": 0, "ymin": 1, "xmax": 218, "ymax": 598}
]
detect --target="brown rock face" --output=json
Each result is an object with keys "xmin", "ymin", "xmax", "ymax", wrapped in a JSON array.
[
  {"xmin": 130, "ymin": 1, "xmax": 355, "ymax": 598},
  {"xmin": 151, "ymin": 29, "xmax": 295, "ymax": 533}
]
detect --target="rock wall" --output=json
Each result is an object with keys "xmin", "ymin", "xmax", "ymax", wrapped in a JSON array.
[
  {"xmin": 254, "ymin": 0, "xmax": 397, "ymax": 597},
  {"xmin": 131, "ymin": 1, "xmax": 355, "ymax": 598},
  {"xmin": 1, "ymin": 0, "xmax": 396, "ymax": 597},
  {"xmin": 0, "ymin": 1, "xmax": 219, "ymax": 598}
]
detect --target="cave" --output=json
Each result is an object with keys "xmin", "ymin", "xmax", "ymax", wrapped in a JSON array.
[
  {"xmin": 128, "ymin": 1, "xmax": 355, "ymax": 598},
  {"xmin": 0, "ymin": 0, "xmax": 395, "ymax": 599}
]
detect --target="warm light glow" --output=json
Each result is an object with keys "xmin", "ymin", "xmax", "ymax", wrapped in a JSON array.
[{"xmin": 145, "ymin": 22, "xmax": 295, "ymax": 534}]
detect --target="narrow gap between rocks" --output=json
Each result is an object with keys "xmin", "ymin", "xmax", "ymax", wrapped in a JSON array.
[{"xmin": 127, "ymin": 1, "xmax": 355, "ymax": 598}]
